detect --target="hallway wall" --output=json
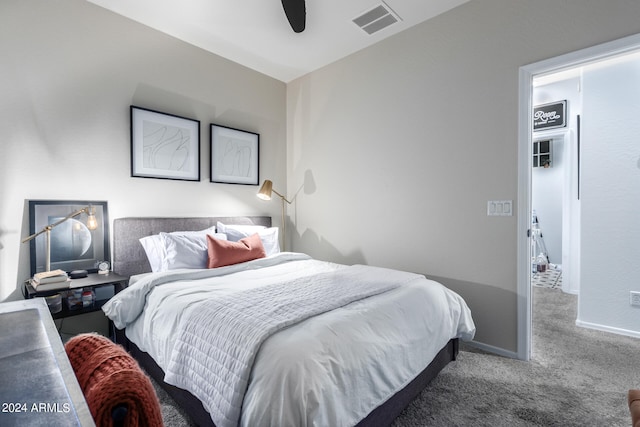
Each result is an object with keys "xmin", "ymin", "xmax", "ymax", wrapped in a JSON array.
[{"xmin": 578, "ymin": 52, "xmax": 640, "ymax": 338}]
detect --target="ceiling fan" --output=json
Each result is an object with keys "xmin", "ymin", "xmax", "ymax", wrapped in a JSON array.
[{"xmin": 281, "ymin": 0, "xmax": 306, "ymax": 33}]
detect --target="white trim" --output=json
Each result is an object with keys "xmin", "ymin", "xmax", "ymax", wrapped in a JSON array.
[
  {"xmin": 466, "ymin": 340, "xmax": 519, "ymax": 360},
  {"xmin": 575, "ymin": 320, "xmax": 640, "ymax": 340},
  {"xmin": 517, "ymin": 33, "xmax": 640, "ymax": 361},
  {"xmin": 517, "ymin": 67, "xmax": 533, "ymax": 361}
]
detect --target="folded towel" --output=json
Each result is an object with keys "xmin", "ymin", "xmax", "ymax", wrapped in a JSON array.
[{"xmin": 65, "ymin": 333, "xmax": 164, "ymax": 427}]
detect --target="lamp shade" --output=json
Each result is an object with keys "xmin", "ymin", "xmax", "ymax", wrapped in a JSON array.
[{"xmin": 257, "ymin": 180, "xmax": 273, "ymax": 200}]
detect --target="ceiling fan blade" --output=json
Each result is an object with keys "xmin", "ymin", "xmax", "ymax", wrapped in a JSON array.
[{"xmin": 281, "ymin": 0, "xmax": 306, "ymax": 33}]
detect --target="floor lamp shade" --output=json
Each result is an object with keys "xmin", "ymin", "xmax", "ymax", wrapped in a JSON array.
[
  {"xmin": 257, "ymin": 180, "xmax": 273, "ymax": 200},
  {"xmin": 256, "ymin": 180, "xmax": 291, "ymax": 251}
]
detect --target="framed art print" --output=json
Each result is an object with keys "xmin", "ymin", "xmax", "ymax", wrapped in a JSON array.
[
  {"xmin": 28, "ymin": 200, "xmax": 110, "ymax": 276},
  {"xmin": 131, "ymin": 106, "xmax": 200, "ymax": 181},
  {"xmin": 210, "ymin": 124, "xmax": 259, "ymax": 185}
]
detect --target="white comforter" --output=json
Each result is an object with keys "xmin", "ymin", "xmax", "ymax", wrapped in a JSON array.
[{"xmin": 103, "ymin": 253, "xmax": 475, "ymax": 427}]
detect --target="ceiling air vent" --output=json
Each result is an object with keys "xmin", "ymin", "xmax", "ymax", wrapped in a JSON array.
[{"xmin": 353, "ymin": 2, "xmax": 401, "ymax": 35}]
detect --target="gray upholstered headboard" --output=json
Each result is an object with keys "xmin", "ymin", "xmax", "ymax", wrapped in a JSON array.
[{"xmin": 112, "ymin": 216, "xmax": 272, "ymax": 278}]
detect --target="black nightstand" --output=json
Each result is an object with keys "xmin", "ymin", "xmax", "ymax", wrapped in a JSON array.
[{"xmin": 23, "ymin": 272, "xmax": 127, "ymax": 340}]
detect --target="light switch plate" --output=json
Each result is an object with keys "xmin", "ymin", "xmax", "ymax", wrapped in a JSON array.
[
  {"xmin": 487, "ymin": 200, "xmax": 513, "ymax": 216},
  {"xmin": 631, "ymin": 291, "xmax": 640, "ymax": 307}
]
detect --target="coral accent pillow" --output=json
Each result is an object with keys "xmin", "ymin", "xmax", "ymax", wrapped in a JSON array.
[{"xmin": 207, "ymin": 233, "xmax": 266, "ymax": 268}]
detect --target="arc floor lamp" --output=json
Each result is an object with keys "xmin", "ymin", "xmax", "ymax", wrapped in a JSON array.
[{"xmin": 257, "ymin": 180, "xmax": 291, "ymax": 251}]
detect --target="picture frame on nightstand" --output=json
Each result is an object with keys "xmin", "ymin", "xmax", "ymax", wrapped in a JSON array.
[{"xmin": 28, "ymin": 200, "xmax": 110, "ymax": 277}]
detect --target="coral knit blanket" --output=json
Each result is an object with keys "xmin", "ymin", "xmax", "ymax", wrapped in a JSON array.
[{"xmin": 65, "ymin": 333, "xmax": 164, "ymax": 427}]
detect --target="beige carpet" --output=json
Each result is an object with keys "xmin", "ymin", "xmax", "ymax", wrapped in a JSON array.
[{"xmin": 391, "ymin": 286, "xmax": 639, "ymax": 426}]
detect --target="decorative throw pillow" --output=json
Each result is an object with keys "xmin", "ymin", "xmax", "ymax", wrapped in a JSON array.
[{"xmin": 207, "ymin": 233, "xmax": 266, "ymax": 268}]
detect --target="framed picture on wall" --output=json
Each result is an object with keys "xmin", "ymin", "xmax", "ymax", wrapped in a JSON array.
[
  {"xmin": 27, "ymin": 200, "xmax": 110, "ymax": 276},
  {"xmin": 130, "ymin": 106, "xmax": 201, "ymax": 181},
  {"xmin": 210, "ymin": 124, "xmax": 259, "ymax": 185},
  {"xmin": 533, "ymin": 100, "xmax": 567, "ymax": 131}
]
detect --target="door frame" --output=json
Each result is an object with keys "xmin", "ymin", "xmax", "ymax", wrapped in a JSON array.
[{"xmin": 516, "ymin": 33, "xmax": 640, "ymax": 361}]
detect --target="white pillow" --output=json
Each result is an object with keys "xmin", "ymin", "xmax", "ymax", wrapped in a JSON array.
[
  {"xmin": 216, "ymin": 222, "xmax": 266, "ymax": 235},
  {"xmin": 139, "ymin": 235, "xmax": 165, "ymax": 273},
  {"xmin": 161, "ymin": 232, "xmax": 227, "ymax": 271},
  {"xmin": 216, "ymin": 222, "xmax": 280, "ymax": 256},
  {"xmin": 139, "ymin": 226, "xmax": 222, "ymax": 272}
]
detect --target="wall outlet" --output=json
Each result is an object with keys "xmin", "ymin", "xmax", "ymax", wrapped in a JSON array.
[{"xmin": 631, "ymin": 291, "xmax": 640, "ymax": 307}]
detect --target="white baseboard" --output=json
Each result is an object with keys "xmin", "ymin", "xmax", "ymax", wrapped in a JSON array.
[
  {"xmin": 465, "ymin": 340, "xmax": 519, "ymax": 359},
  {"xmin": 575, "ymin": 320, "xmax": 640, "ymax": 339}
]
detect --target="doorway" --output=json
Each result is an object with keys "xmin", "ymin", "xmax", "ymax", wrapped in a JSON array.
[
  {"xmin": 517, "ymin": 33, "xmax": 640, "ymax": 361},
  {"xmin": 531, "ymin": 75, "xmax": 580, "ymax": 296}
]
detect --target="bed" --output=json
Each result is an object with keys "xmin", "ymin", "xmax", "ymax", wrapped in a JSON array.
[{"xmin": 104, "ymin": 216, "xmax": 475, "ymax": 427}]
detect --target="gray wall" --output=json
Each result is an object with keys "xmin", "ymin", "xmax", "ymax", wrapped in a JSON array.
[
  {"xmin": 286, "ymin": 0, "xmax": 640, "ymax": 354},
  {"xmin": 0, "ymin": 0, "xmax": 287, "ymax": 301},
  {"xmin": 3, "ymin": 0, "xmax": 640, "ymax": 355}
]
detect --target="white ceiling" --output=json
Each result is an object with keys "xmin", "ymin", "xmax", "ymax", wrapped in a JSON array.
[{"xmin": 87, "ymin": 0, "xmax": 469, "ymax": 83}]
